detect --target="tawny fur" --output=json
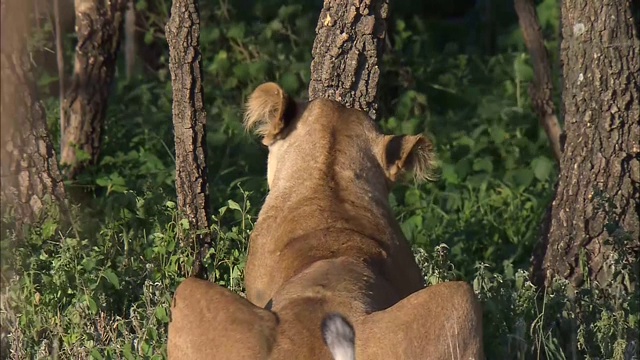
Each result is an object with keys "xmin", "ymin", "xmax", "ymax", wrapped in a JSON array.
[{"xmin": 168, "ymin": 82, "xmax": 485, "ymax": 360}]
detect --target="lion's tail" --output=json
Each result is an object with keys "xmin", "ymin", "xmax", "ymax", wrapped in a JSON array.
[{"xmin": 321, "ymin": 313, "xmax": 356, "ymax": 360}]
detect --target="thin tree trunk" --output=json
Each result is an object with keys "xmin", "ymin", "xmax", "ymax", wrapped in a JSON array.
[
  {"xmin": 165, "ymin": 0, "xmax": 213, "ymax": 279},
  {"xmin": 514, "ymin": 0, "xmax": 563, "ymax": 163},
  {"xmin": 535, "ymin": 0, "xmax": 640, "ymax": 290},
  {"xmin": 309, "ymin": 0, "xmax": 390, "ymax": 119},
  {"xmin": 53, "ymin": 0, "xmax": 65, "ymax": 149},
  {"xmin": 60, "ymin": 0, "xmax": 128, "ymax": 179},
  {"xmin": 124, "ymin": 0, "xmax": 136, "ymax": 80},
  {"xmin": 0, "ymin": 0, "xmax": 67, "ymax": 229}
]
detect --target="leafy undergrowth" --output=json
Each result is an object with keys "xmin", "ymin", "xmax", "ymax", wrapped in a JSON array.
[
  {"xmin": 2, "ymin": 199, "xmax": 637, "ymax": 359},
  {"xmin": 2, "ymin": 0, "xmax": 638, "ymax": 359},
  {"xmin": 1, "ymin": 188, "xmax": 253, "ymax": 359}
]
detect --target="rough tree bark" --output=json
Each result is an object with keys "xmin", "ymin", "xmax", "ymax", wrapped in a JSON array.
[
  {"xmin": 514, "ymin": 0, "xmax": 563, "ymax": 163},
  {"xmin": 534, "ymin": 0, "xmax": 640, "ymax": 290},
  {"xmin": 309, "ymin": 0, "xmax": 390, "ymax": 119},
  {"xmin": 165, "ymin": 0, "xmax": 213, "ymax": 279},
  {"xmin": 0, "ymin": 0, "xmax": 67, "ymax": 228},
  {"xmin": 60, "ymin": 0, "xmax": 128, "ymax": 179}
]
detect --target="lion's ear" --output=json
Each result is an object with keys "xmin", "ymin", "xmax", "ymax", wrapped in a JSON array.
[
  {"xmin": 382, "ymin": 135, "xmax": 437, "ymax": 183},
  {"xmin": 243, "ymin": 82, "xmax": 296, "ymax": 146}
]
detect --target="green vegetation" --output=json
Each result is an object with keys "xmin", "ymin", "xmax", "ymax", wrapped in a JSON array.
[{"xmin": 1, "ymin": 0, "xmax": 637, "ymax": 359}]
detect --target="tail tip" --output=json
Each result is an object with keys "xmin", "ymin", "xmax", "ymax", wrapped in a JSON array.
[{"xmin": 321, "ymin": 313, "xmax": 355, "ymax": 360}]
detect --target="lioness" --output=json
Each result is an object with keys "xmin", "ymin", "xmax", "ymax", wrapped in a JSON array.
[{"xmin": 168, "ymin": 82, "xmax": 484, "ymax": 359}]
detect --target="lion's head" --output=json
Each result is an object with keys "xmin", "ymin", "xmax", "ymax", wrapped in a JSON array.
[{"xmin": 244, "ymin": 82, "xmax": 437, "ymax": 192}]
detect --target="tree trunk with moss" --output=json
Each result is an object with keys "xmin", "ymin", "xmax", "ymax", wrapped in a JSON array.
[
  {"xmin": 309, "ymin": 0, "xmax": 389, "ymax": 119},
  {"xmin": 60, "ymin": 0, "xmax": 128, "ymax": 179},
  {"xmin": 0, "ymin": 0, "xmax": 67, "ymax": 229},
  {"xmin": 165, "ymin": 0, "xmax": 213, "ymax": 279},
  {"xmin": 534, "ymin": 0, "xmax": 640, "ymax": 290}
]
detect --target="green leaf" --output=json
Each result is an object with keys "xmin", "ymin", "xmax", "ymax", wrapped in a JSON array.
[
  {"xmin": 207, "ymin": 132, "xmax": 227, "ymax": 147},
  {"xmin": 226, "ymin": 24, "xmax": 246, "ymax": 41},
  {"xmin": 537, "ymin": 0, "xmax": 560, "ymax": 32},
  {"xmin": 227, "ymin": 200, "xmax": 242, "ymax": 212},
  {"xmin": 96, "ymin": 177, "xmax": 110, "ymax": 187},
  {"xmin": 144, "ymin": 30, "xmax": 154, "ymax": 45},
  {"xmin": 280, "ymin": 72, "xmax": 300, "ymax": 94},
  {"xmin": 223, "ymin": 77, "xmax": 238, "ymax": 90},
  {"xmin": 42, "ymin": 218, "xmax": 58, "ymax": 238},
  {"xmin": 277, "ymin": 5, "xmax": 302, "ymax": 19},
  {"xmin": 531, "ymin": 156, "xmax": 554, "ymax": 181},
  {"xmin": 82, "ymin": 257, "xmax": 96, "ymax": 271},
  {"xmin": 514, "ymin": 53, "xmax": 534, "ymax": 82},
  {"xmin": 232, "ymin": 63, "xmax": 250, "ymax": 82},
  {"xmin": 140, "ymin": 340, "xmax": 152, "ymax": 356},
  {"xmin": 155, "ymin": 306, "xmax": 169, "ymax": 323},
  {"xmin": 404, "ymin": 188, "xmax": 422, "ymax": 207},
  {"xmin": 148, "ymin": 327, "xmax": 158, "ymax": 341},
  {"xmin": 473, "ymin": 157, "xmax": 494, "ymax": 174},
  {"xmin": 467, "ymin": 173, "xmax": 489, "ymax": 188},
  {"xmin": 386, "ymin": 117, "xmax": 399, "ymax": 131},
  {"xmin": 218, "ymin": 206, "xmax": 228, "ymax": 216},
  {"xmin": 507, "ymin": 168, "xmax": 534, "ymax": 188},
  {"xmin": 85, "ymin": 294, "xmax": 98, "ymax": 314},
  {"xmin": 135, "ymin": 0, "xmax": 147, "ymax": 11},
  {"xmin": 106, "ymin": 173, "xmax": 128, "ymax": 193},
  {"xmin": 388, "ymin": 192, "xmax": 397, "ymax": 207},
  {"xmin": 123, "ymin": 343, "xmax": 135, "ymax": 360},
  {"xmin": 440, "ymin": 163, "xmax": 459, "ymax": 184},
  {"xmin": 400, "ymin": 214, "xmax": 423, "ymax": 240},
  {"xmin": 90, "ymin": 349, "xmax": 103, "ymax": 360},
  {"xmin": 249, "ymin": 60, "xmax": 269, "ymax": 79},
  {"xmin": 74, "ymin": 147, "xmax": 92, "ymax": 162},
  {"xmin": 265, "ymin": 20, "xmax": 283, "ymax": 37},
  {"xmin": 455, "ymin": 158, "xmax": 472, "ymax": 180},
  {"xmin": 103, "ymin": 269, "xmax": 120, "ymax": 289},
  {"xmin": 489, "ymin": 125, "xmax": 507, "ymax": 144},
  {"xmin": 208, "ymin": 50, "xmax": 230, "ymax": 76}
]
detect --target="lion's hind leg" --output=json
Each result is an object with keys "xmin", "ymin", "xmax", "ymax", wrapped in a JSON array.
[
  {"xmin": 357, "ymin": 281, "xmax": 484, "ymax": 360},
  {"xmin": 168, "ymin": 277, "xmax": 278, "ymax": 360}
]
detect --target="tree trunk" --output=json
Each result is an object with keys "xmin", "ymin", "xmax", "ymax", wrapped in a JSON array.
[
  {"xmin": 0, "ymin": 0, "xmax": 67, "ymax": 228},
  {"xmin": 309, "ymin": 0, "xmax": 389, "ymax": 119},
  {"xmin": 535, "ymin": 0, "xmax": 640, "ymax": 290},
  {"xmin": 60, "ymin": 0, "xmax": 128, "ymax": 179},
  {"xmin": 165, "ymin": 0, "xmax": 213, "ymax": 279},
  {"xmin": 514, "ymin": 0, "xmax": 563, "ymax": 163},
  {"xmin": 124, "ymin": 0, "xmax": 136, "ymax": 80}
]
